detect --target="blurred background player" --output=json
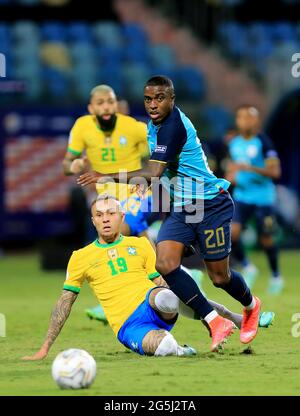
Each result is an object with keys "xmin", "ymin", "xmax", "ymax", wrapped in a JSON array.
[{"xmin": 226, "ymin": 105, "xmax": 283, "ymax": 294}]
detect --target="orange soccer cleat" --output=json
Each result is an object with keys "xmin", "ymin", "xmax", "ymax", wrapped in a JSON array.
[
  {"xmin": 240, "ymin": 296, "xmax": 261, "ymax": 344},
  {"xmin": 209, "ymin": 315, "xmax": 235, "ymax": 352}
]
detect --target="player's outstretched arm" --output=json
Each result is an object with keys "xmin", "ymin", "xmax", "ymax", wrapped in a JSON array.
[
  {"xmin": 22, "ymin": 290, "xmax": 78, "ymax": 361},
  {"xmin": 77, "ymin": 160, "xmax": 166, "ymax": 187}
]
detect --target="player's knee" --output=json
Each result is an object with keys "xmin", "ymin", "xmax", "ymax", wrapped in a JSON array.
[
  {"xmin": 208, "ymin": 270, "xmax": 230, "ymax": 288},
  {"xmin": 154, "ymin": 289, "xmax": 179, "ymax": 314},
  {"xmin": 154, "ymin": 332, "xmax": 179, "ymax": 357},
  {"xmin": 155, "ymin": 258, "xmax": 180, "ymax": 276}
]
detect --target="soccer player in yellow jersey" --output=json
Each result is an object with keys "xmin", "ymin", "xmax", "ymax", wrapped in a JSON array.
[
  {"xmin": 22, "ymin": 194, "xmax": 199, "ymax": 357},
  {"xmin": 62, "ymin": 84, "xmax": 151, "ymax": 238},
  {"xmin": 22, "ymin": 195, "xmax": 275, "ymax": 360}
]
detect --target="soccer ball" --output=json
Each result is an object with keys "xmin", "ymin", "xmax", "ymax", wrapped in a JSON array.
[{"xmin": 52, "ymin": 348, "xmax": 97, "ymax": 389}]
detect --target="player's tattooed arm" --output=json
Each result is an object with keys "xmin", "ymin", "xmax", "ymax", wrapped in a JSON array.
[
  {"xmin": 22, "ymin": 290, "xmax": 78, "ymax": 361},
  {"xmin": 44, "ymin": 290, "xmax": 78, "ymax": 348},
  {"xmin": 142, "ymin": 329, "xmax": 167, "ymax": 355}
]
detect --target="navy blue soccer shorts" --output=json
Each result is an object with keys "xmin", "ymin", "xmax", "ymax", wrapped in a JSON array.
[
  {"xmin": 233, "ymin": 200, "xmax": 277, "ymax": 235},
  {"xmin": 156, "ymin": 191, "xmax": 234, "ymax": 261}
]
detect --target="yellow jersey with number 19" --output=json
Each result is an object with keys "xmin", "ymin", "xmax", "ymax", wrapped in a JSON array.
[
  {"xmin": 67, "ymin": 113, "xmax": 148, "ymax": 201},
  {"xmin": 63, "ymin": 235, "xmax": 159, "ymax": 336}
]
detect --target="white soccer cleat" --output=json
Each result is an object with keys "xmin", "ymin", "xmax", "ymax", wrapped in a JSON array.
[{"xmin": 178, "ymin": 344, "xmax": 197, "ymax": 356}]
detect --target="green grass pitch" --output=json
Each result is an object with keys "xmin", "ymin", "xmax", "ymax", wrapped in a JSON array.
[{"xmin": 1, "ymin": 250, "xmax": 300, "ymax": 396}]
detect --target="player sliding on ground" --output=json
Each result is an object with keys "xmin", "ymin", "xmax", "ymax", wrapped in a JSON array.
[{"xmin": 22, "ymin": 195, "xmax": 272, "ymax": 360}]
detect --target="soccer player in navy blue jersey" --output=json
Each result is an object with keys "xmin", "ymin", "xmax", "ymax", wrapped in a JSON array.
[
  {"xmin": 226, "ymin": 105, "xmax": 283, "ymax": 294},
  {"xmin": 78, "ymin": 76, "xmax": 262, "ymax": 351}
]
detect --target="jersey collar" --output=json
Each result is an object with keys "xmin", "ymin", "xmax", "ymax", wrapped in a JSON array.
[{"xmin": 94, "ymin": 234, "xmax": 124, "ymax": 248}]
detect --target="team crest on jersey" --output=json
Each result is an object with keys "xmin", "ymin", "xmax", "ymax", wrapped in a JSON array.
[
  {"xmin": 107, "ymin": 248, "xmax": 119, "ymax": 259},
  {"xmin": 104, "ymin": 136, "xmax": 112, "ymax": 145},
  {"xmin": 127, "ymin": 247, "xmax": 137, "ymax": 256},
  {"xmin": 119, "ymin": 136, "xmax": 127, "ymax": 146},
  {"xmin": 247, "ymin": 145, "xmax": 258, "ymax": 158}
]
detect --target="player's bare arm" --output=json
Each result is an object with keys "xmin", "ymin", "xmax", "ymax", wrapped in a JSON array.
[
  {"xmin": 22, "ymin": 290, "xmax": 78, "ymax": 361},
  {"xmin": 62, "ymin": 152, "xmax": 89, "ymax": 176},
  {"xmin": 77, "ymin": 160, "xmax": 166, "ymax": 187},
  {"xmin": 233, "ymin": 158, "xmax": 281, "ymax": 179},
  {"xmin": 225, "ymin": 159, "xmax": 280, "ymax": 181}
]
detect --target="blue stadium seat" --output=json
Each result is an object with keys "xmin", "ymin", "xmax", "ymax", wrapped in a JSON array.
[
  {"xmin": 202, "ymin": 106, "xmax": 233, "ymax": 138},
  {"xmin": 73, "ymin": 76, "xmax": 99, "ymax": 100},
  {"xmin": 247, "ymin": 39, "xmax": 274, "ymax": 61},
  {"xmin": 149, "ymin": 44, "xmax": 176, "ymax": 68},
  {"xmin": 271, "ymin": 22, "xmax": 296, "ymax": 43},
  {"xmin": 176, "ymin": 66, "xmax": 206, "ymax": 100},
  {"xmin": 68, "ymin": 22, "xmax": 93, "ymax": 42},
  {"xmin": 43, "ymin": 67, "xmax": 70, "ymax": 98},
  {"xmin": 296, "ymin": 22, "xmax": 300, "ymax": 42},
  {"xmin": 219, "ymin": 22, "xmax": 248, "ymax": 59},
  {"xmin": 12, "ymin": 21, "xmax": 40, "ymax": 47},
  {"xmin": 124, "ymin": 43, "xmax": 149, "ymax": 64},
  {"xmin": 73, "ymin": 61, "xmax": 98, "ymax": 81},
  {"xmin": 93, "ymin": 21, "xmax": 123, "ymax": 48},
  {"xmin": 99, "ymin": 67, "xmax": 124, "ymax": 96},
  {"xmin": 97, "ymin": 45, "xmax": 124, "ymax": 66},
  {"xmin": 0, "ymin": 22, "xmax": 10, "ymax": 38},
  {"xmin": 69, "ymin": 42, "xmax": 97, "ymax": 62},
  {"xmin": 149, "ymin": 66, "xmax": 178, "ymax": 83},
  {"xmin": 0, "ymin": 22, "xmax": 10, "ymax": 53},
  {"xmin": 13, "ymin": 42, "xmax": 40, "ymax": 62},
  {"xmin": 13, "ymin": 60, "xmax": 41, "ymax": 78},
  {"xmin": 122, "ymin": 63, "xmax": 151, "ymax": 101},
  {"xmin": 218, "ymin": 22, "xmax": 243, "ymax": 43},
  {"xmin": 123, "ymin": 23, "xmax": 148, "ymax": 45},
  {"xmin": 41, "ymin": 22, "xmax": 67, "ymax": 42}
]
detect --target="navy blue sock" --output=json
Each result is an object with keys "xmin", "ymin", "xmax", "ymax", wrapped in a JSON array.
[
  {"xmin": 223, "ymin": 269, "xmax": 253, "ymax": 307},
  {"xmin": 264, "ymin": 246, "xmax": 279, "ymax": 277},
  {"xmin": 163, "ymin": 266, "xmax": 214, "ymax": 319}
]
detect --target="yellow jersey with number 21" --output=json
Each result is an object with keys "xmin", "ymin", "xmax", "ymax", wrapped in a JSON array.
[{"xmin": 67, "ymin": 113, "xmax": 148, "ymax": 201}]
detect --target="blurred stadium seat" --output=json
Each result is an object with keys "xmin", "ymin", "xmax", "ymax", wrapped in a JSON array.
[
  {"xmin": 3, "ymin": 19, "xmax": 207, "ymax": 102},
  {"xmin": 201, "ymin": 105, "xmax": 234, "ymax": 138},
  {"xmin": 93, "ymin": 21, "xmax": 123, "ymax": 48},
  {"xmin": 218, "ymin": 21, "xmax": 300, "ymax": 78},
  {"xmin": 41, "ymin": 22, "xmax": 67, "ymax": 42}
]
